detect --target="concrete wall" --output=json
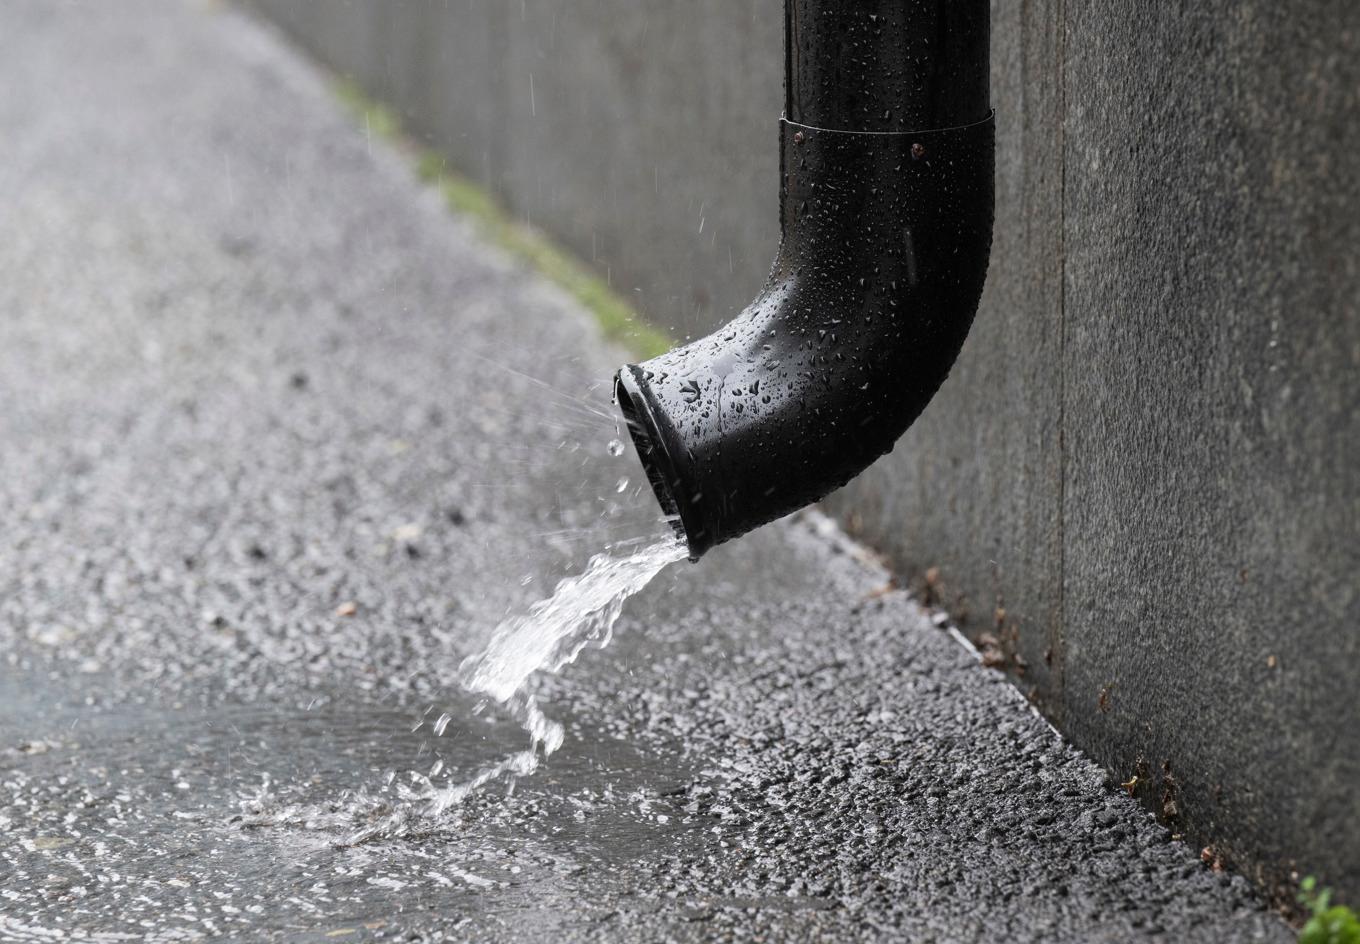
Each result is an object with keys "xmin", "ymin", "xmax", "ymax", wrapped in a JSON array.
[{"xmin": 248, "ymin": 0, "xmax": 1360, "ymax": 903}]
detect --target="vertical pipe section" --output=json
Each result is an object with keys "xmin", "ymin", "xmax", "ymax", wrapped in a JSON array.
[{"xmin": 785, "ymin": 0, "xmax": 990, "ymax": 132}]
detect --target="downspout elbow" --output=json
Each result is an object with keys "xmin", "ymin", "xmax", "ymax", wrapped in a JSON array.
[{"xmin": 616, "ymin": 2, "xmax": 994, "ymax": 560}]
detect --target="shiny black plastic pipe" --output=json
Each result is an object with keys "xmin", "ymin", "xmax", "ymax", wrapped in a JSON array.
[{"xmin": 615, "ymin": 0, "xmax": 993, "ymax": 560}]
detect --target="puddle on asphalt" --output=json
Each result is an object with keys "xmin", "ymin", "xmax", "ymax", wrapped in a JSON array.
[
  {"xmin": 231, "ymin": 519, "xmax": 688, "ymax": 846},
  {"xmin": 0, "ymin": 669, "xmax": 714, "ymax": 940},
  {"xmin": 201, "ymin": 527, "xmax": 690, "ymax": 848}
]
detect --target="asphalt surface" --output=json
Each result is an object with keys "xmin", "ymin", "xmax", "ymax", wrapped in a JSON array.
[{"xmin": 0, "ymin": 3, "xmax": 1294, "ymax": 941}]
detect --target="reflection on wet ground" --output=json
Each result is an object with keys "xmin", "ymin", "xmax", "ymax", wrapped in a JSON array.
[{"xmin": 0, "ymin": 668, "xmax": 717, "ymax": 941}]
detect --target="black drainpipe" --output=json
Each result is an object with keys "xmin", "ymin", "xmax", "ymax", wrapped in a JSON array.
[{"xmin": 616, "ymin": 0, "xmax": 993, "ymax": 560}]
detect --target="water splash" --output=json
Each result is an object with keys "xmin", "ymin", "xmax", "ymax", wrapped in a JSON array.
[{"xmin": 338, "ymin": 532, "xmax": 685, "ymax": 843}]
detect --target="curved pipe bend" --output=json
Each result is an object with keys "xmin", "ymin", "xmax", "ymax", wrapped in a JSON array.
[{"xmin": 616, "ymin": 112, "xmax": 995, "ymax": 560}]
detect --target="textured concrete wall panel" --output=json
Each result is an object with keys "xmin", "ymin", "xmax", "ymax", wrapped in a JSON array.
[{"xmin": 1061, "ymin": 0, "xmax": 1360, "ymax": 898}]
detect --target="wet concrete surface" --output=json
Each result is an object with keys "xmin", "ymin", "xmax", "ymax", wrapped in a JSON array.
[{"xmin": 0, "ymin": 3, "xmax": 1293, "ymax": 941}]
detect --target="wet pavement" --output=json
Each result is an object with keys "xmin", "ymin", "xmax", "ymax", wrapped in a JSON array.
[{"xmin": 0, "ymin": 3, "xmax": 1293, "ymax": 941}]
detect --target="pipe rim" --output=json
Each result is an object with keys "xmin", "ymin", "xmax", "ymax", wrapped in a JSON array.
[{"xmin": 614, "ymin": 366, "xmax": 704, "ymax": 559}]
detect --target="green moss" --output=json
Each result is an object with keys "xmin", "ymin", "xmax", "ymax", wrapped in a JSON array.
[
  {"xmin": 334, "ymin": 79, "xmax": 672, "ymax": 360},
  {"xmin": 334, "ymin": 79, "xmax": 401, "ymax": 141},
  {"xmin": 1300, "ymin": 878, "xmax": 1360, "ymax": 944}
]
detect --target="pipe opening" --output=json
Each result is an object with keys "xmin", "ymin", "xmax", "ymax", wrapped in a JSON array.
[{"xmin": 614, "ymin": 370, "xmax": 687, "ymax": 547}]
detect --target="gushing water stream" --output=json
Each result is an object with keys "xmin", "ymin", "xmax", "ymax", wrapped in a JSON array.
[
  {"xmin": 461, "ymin": 535, "xmax": 685, "ymax": 704},
  {"xmin": 448, "ymin": 534, "xmax": 685, "ymax": 791}
]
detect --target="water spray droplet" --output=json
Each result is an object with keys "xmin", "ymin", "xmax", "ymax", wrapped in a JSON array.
[
  {"xmin": 432, "ymin": 713, "xmax": 452, "ymax": 736},
  {"xmin": 615, "ymin": 476, "xmax": 629, "ymax": 493},
  {"xmin": 607, "ymin": 438, "xmax": 625, "ymax": 457}
]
